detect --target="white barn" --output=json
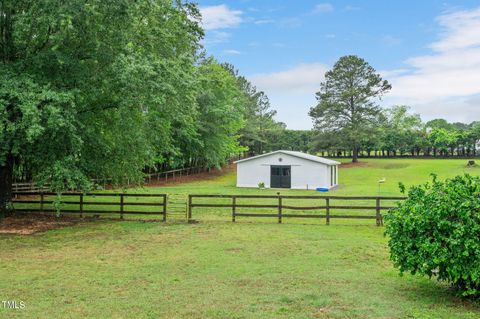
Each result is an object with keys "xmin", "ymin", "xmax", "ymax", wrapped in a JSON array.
[{"xmin": 235, "ymin": 150, "xmax": 340, "ymax": 190}]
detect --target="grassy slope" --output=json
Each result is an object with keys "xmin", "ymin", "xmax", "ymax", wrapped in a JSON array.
[{"xmin": 1, "ymin": 159, "xmax": 480, "ymax": 318}]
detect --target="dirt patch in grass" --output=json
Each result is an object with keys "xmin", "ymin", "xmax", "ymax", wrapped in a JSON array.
[
  {"xmin": 339, "ymin": 161, "xmax": 369, "ymax": 169},
  {"xmin": 380, "ymin": 163, "xmax": 410, "ymax": 169},
  {"xmin": 0, "ymin": 213, "xmax": 79, "ymax": 235},
  {"xmin": 144, "ymin": 164, "xmax": 236, "ymax": 187}
]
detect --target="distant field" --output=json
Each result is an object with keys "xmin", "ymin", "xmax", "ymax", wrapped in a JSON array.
[
  {"xmin": 131, "ymin": 158, "xmax": 480, "ymax": 196},
  {"xmin": 2, "ymin": 158, "xmax": 480, "ymax": 318}
]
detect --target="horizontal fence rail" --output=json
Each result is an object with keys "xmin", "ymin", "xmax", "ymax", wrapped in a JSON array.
[
  {"xmin": 12, "ymin": 166, "xmax": 212, "ymax": 193},
  {"xmin": 12, "ymin": 182, "xmax": 49, "ymax": 193},
  {"xmin": 11, "ymin": 192, "xmax": 407, "ymax": 226},
  {"xmin": 188, "ymin": 194, "xmax": 407, "ymax": 226},
  {"xmin": 12, "ymin": 192, "xmax": 167, "ymax": 221}
]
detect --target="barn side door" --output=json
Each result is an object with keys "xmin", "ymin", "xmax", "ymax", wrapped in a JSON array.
[{"xmin": 270, "ymin": 165, "xmax": 291, "ymax": 188}]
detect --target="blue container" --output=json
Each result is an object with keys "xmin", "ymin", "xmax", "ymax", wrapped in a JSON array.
[{"xmin": 316, "ymin": 187, "xmax": 329, "ymax": 192}]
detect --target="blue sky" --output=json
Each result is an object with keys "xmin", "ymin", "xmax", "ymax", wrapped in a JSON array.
[{"xmin": 198, "ymin": 1, "xmax": 480, "ymax": 129}]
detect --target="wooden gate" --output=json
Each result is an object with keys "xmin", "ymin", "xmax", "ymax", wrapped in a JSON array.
[{"xmin": 166, "ymin": 194, "xmax": 188, "ymax": 221}]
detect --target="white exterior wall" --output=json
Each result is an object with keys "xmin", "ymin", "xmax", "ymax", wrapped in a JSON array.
[
  {"xmin": 326, "ymin": 165, "xmax": 339, "ymax": 187},
  {"xmin": 236, "ymin": 152, "xmax": 338, "ymax": 189}
]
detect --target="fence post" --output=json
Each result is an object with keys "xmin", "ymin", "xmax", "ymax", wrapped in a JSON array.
[
  {"xmin": 79, "ymin": 194, "xmax": 84, "ymax": 218},
  {"xmin": 325, "ymin": 197, "xmax": 330, "ymax": 225},
  {"xmin": 40, "ymin": 192, "xmax": 45, "ymax": 213},
  {"xmin": 120, "ymin": 194, "xmax": 124, "ymax": 220},
  {"xmin": 376, "ymin": 197, "xmax": 381, "ymax": 226},
  {"xmin": 187, "ymin": 195, "xmax": 192, "ymax": 222},
  {"xmin": 232, "ymin": 196, "xmax": 236, "ymax": 222},
  {"xmin": 277, "ymin": 193, "xmax": 282, "ymax": 224},
  {"xmin": 163, "ymin": 194, "xmax": 167, "ymax": 222}
]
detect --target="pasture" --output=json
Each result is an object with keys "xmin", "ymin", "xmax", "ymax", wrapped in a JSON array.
[
  {"xmin": 1, "ymin": 158, "xmax": 479, "ymax": 318},
  {"xmin": 146, "ymin": 158, "xmax": 479, "ymax": 196}
]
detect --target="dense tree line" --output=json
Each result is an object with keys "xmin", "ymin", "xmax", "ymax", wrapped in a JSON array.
[
  {"xmin": 310, "ymin": 56, "xmax": 480, "ymax": 160},
  {"xmin": 0, "ymin": 0, "xmax": 282, "ymax": 216},
  {"xmin": 313, "ymin": 106, "xmax": 480, "ymax": 158}
]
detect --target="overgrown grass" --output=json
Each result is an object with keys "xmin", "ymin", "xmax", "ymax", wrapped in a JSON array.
[{"xmin": 2, "ymin": 158, "xmax": 480, "ymax": 318}]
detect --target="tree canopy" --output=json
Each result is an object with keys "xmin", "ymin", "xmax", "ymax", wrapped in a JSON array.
[
  {"xmin": 309, "ymin": 55, "xmax": 391, "ymax": 162},
  {"xmin": 0, "ymin": 0, "xmax": 285, "ymax": 216}
]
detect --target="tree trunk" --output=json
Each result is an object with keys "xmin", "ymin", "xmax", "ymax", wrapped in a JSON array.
[
  {"xmin": 0, "ymin": 154, "xmax": 14, "ymax": 219},
  {"xmin": 352, "ymin": 146, "xmax": 358, "ymax": 163}
]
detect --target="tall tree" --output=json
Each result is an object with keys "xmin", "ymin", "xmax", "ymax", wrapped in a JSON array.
[
  {"xmin": 223, "ymin": 63, "xmax": 285, "ymax": 155},
  {"xmin": 0, "ymin": 0, "xmax": 203, "ymax": 217},
  {"xmin": 309, "ymin": 55, "xmax": 391, "ymax": 162},
  {"xmin": 194, "ymin": 59, "xmax": 246, "ymax": 167}
]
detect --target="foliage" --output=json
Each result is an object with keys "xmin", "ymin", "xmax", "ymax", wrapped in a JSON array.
[
  {"xmin": 224, "ymin": 63, "xmax": 286, "ymax": 155},
  {"xmin": 309, "ymin": 55, "xmax": 391, "ymax": 162},
  {"xmin": 1, "ymin": 0, "xmax": 286, "ymax": 215},
  {"xmin": 312, "ymin": 105, "xmax": 480, "ymax": 159},
  {"xmin": 194, "ymin": 60, "xmax": 246, "ymax": 167},
  {"xmin": 380, "ymin": 105, "xmax": 424, "ymax": 156},
  {"xmin": 385, "ymin": 174, "xmax": 480, "ymax": 297}
]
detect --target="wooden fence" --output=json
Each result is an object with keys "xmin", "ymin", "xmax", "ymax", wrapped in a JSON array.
[
  {"xmin": 11, "ymin": 192, "xmax": 407, "ymax": 226},
  {"xmin": 188, "ymin": 194, "xmax": 407, "ymax": 226},
  {"xmin": 146, "ymin": 166, "xmax": 207, "ymax": 183},
  {"xmin": 12, "ymin": 192, "xmax": 167, "ymax": 221},
  {"xmin": 12, "ymin": 166, "xmax": 210, "ymax": 193},
  {"xmin": 12, "ymin": 182, "xmax": 49, "ymax": 193}
]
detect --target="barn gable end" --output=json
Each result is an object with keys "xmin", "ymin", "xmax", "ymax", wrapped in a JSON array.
[{"xmin": 235, "ymin": 151, "xmax": 340, "ymax": 190}]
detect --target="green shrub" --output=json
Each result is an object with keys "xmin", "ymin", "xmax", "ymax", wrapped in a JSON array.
[{"xmin": 384, "ymin": 174, "xmax": 480, "ymax": 297}]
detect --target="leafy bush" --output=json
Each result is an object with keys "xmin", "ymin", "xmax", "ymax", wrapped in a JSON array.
[
  {"xmin": 384, "ymin": 174, "xmax": 480, "ymax": 297},
  {"xmin": 258, "ymin": 182, "xmax": 265, "ymax": 189}
]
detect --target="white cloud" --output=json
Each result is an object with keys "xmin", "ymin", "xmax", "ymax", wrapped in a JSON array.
[
  {"xmin": 245, "ymin": 7, "xmax": 480, "ymax": 129},
  {"xmin": 249, "ymin": 63, "xmax": 329, "ymax": 129},
  {"xmin": 279, "ymin": 17, "xmax": 302, "ymax": 29},
  {"xmin": 250, "ymin": 63, "xmax": 328, "ymax": 94},
  {"xmin": 223, "ymin": 49, "xmax": 242, "ymax": 55},
  {"xmin": 312, "ymin": 3, "xmax": 334, "ymax": 14},
  {"xmin": 254, "ymin": 19, "xmax": 275, "ymax": 25},
  {"xmin": 385, "ymin": 7, "xmax": 480, "ymax": 122},
  {"xmin": 203, "ymin": 31, "xmax": 231, "ymax": 45},
  {"xmin": 430, "ymin": 8, "xmax": 480, "ymax": 51},
  {"xmin": 200, "ymin": 5, "xmax": 242, "ymax": 30},
  {"xmin": 382, "ymin": 35, "xmax": 402, "ymax": 46},
  {"xmin": 379, "ymin": 69, "xmax": 409, "ymax": 78}
]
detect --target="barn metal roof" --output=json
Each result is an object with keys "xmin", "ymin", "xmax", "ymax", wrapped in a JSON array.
[{"xmin": 234, "ymin": 150, "xmax": 341, "ymax": 165}]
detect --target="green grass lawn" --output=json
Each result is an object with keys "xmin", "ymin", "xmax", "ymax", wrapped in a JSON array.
[
  {"xmin": 2, "ymin": 158, "xmax": 480, "ymax": 318},
  {"xmin": 133, "ymin": 158, "xmax": 478, "ymax": 196}
]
